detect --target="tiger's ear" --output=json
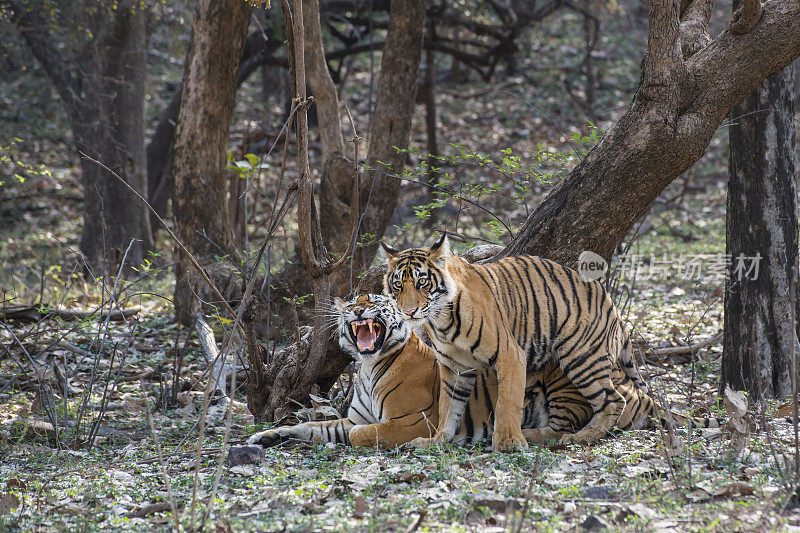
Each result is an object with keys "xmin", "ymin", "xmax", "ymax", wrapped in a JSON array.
[
  {"xmin": 428, "ymin": 233, "xmax": 451, "ymax": 261},
  {"xmin": 380, "ymin": 241, "xmax": 399, "ymax": 261},
  {"xmin": 332, "ymin": 296, "xmax": 347, "ymax": 311}
]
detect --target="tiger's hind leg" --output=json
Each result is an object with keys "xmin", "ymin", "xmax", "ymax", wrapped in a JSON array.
[
  {"xmin": 557, "ymin": 350, "xmax": 626, "ymax": 444},
  {"xmin": 522, "ymin": 365, "xmax": 594, "ymax": 445}
]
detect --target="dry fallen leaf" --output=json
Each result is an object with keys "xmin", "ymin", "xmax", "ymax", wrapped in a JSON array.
[
  {"xmin": 713, "ymin": 481, "xmax": 754, "ymax": 499},
  {"xmin": 776, "ymin": 401, "xmax": 800, "ymax": 418},
  {"xmin": 392, "ymin": 471, "xmax": 427, "ymax": 484},
  {"xmin": 6, "ymin": 479, "xmax": 25, "ymax": 491},
  {"xmin": 353, "ymin": 494, "xmax": 369, "ymax": 518},
  {"xmin": 723, "ymin": 386, "xmax": 747, "ymax": 418},
  {"xmin": 685, "ymin": 489, "xmax": 712, "ymax": 502},
  {"xmin": 0, "ymin": 493, "xmax": 20, "ymax": 515},
  {"xmin": 724, "ymin": 386, "xmax": 751, "ymax": 453}
]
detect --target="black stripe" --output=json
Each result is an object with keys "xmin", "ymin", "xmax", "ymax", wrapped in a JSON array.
[{"xmin": 378, "ymin": 381, "xmax": 403, "ymax": 419}]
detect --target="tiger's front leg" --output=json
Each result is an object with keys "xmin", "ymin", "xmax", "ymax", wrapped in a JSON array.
[
  {"xmin": 247, "ymin": 418, "xmax": 356, "ymax": 447},
  {"xmin": 493, "ymin": 344, "xmax": 529, "ymax": 451},
  {"xmin": 411, "ymin": 365, "xmax": 476, "ymax": 448},
  {"xmin": 349, "ymin": 416, "xmax": 437, "ymax": 448}
]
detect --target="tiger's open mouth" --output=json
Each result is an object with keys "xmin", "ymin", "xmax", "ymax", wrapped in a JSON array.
[{"xmin": 348, "ymin": 317, "xmax": 385, "ymax": 355}]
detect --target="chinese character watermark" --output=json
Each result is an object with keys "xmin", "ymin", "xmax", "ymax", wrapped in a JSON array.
[{"xmin": 607, "ymin": 252, "xmax": 761, "ymax": 283}]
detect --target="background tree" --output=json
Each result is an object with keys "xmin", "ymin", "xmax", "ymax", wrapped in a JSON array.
[
  {"xmin": 498, "ymin": 0, "xmax": 800, "ymax": 268},
  {"xmin": 6, "ymin": 0, "xmax": 154, "ymax": 274},
  {"xmin": 171, "ymin": 0, "xmax": 252, "ymax": 322},
  {"xmin": 722, "ymin": 61, "xmax": 798, "ymax": 399}
]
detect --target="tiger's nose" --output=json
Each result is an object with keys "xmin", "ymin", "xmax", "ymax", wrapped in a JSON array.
[{"xmin": 403, "ymin": 308, "xmax": 417, "ymax": 317}]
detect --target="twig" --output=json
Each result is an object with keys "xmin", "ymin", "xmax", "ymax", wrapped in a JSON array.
[
  {"xmin": 0, "ymin": 305, "xmax": 141, "ymax": 322},
  {"xmin": 205, "ymin": 352, "xmax": 238, "ymax": 524},
  {"xmin": 141, "ymin": 382, "xmax": 180, "ymax": 531}
]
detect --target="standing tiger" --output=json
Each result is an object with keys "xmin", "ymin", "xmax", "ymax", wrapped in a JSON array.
[
  {"xmin": 247, "ymin": 294, "xmax": 596, "ymax": 448},
  {"xmin": 381, "ymin": 234, "xmax": 645, "ymax": 450}
]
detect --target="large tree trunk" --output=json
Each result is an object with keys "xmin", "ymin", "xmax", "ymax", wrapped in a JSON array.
[
  {"xmin": 171, "ymin": 0, "xmax": 251, "ymax": 322},
  {"xmin": 9, "ymin": 1, "xmax": 154, "ymax": 275},
  {"xmin": 78, "ymin": 4, "xmax": 153, "ymax": 274},
  {"xmin": 722, "ymin": 63, "xmax": 798, "ymax": 399},
  {"xmin": 498, "ymin": 0, "xmax": 800, "ymax": 268},
  {"xmin": 146, "ymin": 30, "xmax": 281, "ymax": 227}
]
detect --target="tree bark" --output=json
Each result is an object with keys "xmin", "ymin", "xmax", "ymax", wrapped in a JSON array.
[
  {"xmin": 722, "ymin": 63, "xmax": 798, "ymax": 399},
  {"xmin": 8, "ymin": 0, "xmax": 154, "ymax": 274},
  {"xmin": 146, "ymin": 30, "xmax": 281, "ymax": 227},
  {"xmin": 171, "ymin": 0, "xmax": 251, "ymax": 322},
  {"xmin": 498, "ymin": 0, "xmax": 800, "ymax": 268}
]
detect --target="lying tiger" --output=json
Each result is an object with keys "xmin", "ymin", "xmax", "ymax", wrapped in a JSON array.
[{"xmin": 247, "ymin": 294, "xmax": 714, "ymax": 448}]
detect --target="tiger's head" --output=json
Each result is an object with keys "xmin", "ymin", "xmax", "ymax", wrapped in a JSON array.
[
  {"xmin": 334, "ymin": 294, "xmax": 409, "ymax": 361},
  {"xmin": 380, "ymin": 233, "xmax": 456, "ymax": 327}
]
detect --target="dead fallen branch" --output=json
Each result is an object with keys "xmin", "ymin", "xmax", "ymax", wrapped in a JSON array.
[
  {"xmin": 0, "ymin": 305, "xmax": 141, "ymax": 323},
  {"xmin": 650, "ymin": 332, "xmax": 723, "ymax": 357}
]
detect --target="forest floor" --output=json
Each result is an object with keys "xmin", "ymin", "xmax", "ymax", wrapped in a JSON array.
[
  {"xmin": 1, "ymin": 306, "xmax": 800, "ymax": 532},
  {"xmin": 2, "ymin": 166, "xmax": 800, "ymax": 530}
]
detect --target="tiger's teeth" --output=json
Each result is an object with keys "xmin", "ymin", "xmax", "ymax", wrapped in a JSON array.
[{"xmin": 368, "ymin": 321, "xmax": 374, "ymax": 334}]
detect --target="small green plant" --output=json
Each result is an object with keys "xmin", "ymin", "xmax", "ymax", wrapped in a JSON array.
[
  {"xmin": 384, "ymin": 125, "xmax": 602, "ymax": 240},
  {"xmin": 0, "ymin": 138, "xmax": 53, "ymax": 187}
]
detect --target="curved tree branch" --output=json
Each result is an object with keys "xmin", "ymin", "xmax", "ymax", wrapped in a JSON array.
[
  {"xmin": 679, "ymin": 0, "xmax": 714, "ymax": 59},
  {"xmin": 499, "ymin": 0, "xmax": 800, "ymax": 265}
]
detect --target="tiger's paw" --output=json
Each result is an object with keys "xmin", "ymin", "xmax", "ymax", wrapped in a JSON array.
[
  {"xmin": 492, "ymin": 428, "xmax": 529, "ymax": 452},
  {"xmin": 247, "ymin": 429, "xmax": 286, "ymax": 448},
  {"xmin": 558, "ymin": 429, "xmax": 602, "ymax": 445},
  {"xmin": 410, "ymin": 433, "xmax": 448, "ymax": 448},
  {"xmin": 348, "ymin": 425, "xmax": 381, "ymax": 447}
]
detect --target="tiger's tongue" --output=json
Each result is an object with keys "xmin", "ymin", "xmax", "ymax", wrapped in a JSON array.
[{"xmin": 356, "ymin": 325, "xmax": 377, "ymax": 351}]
